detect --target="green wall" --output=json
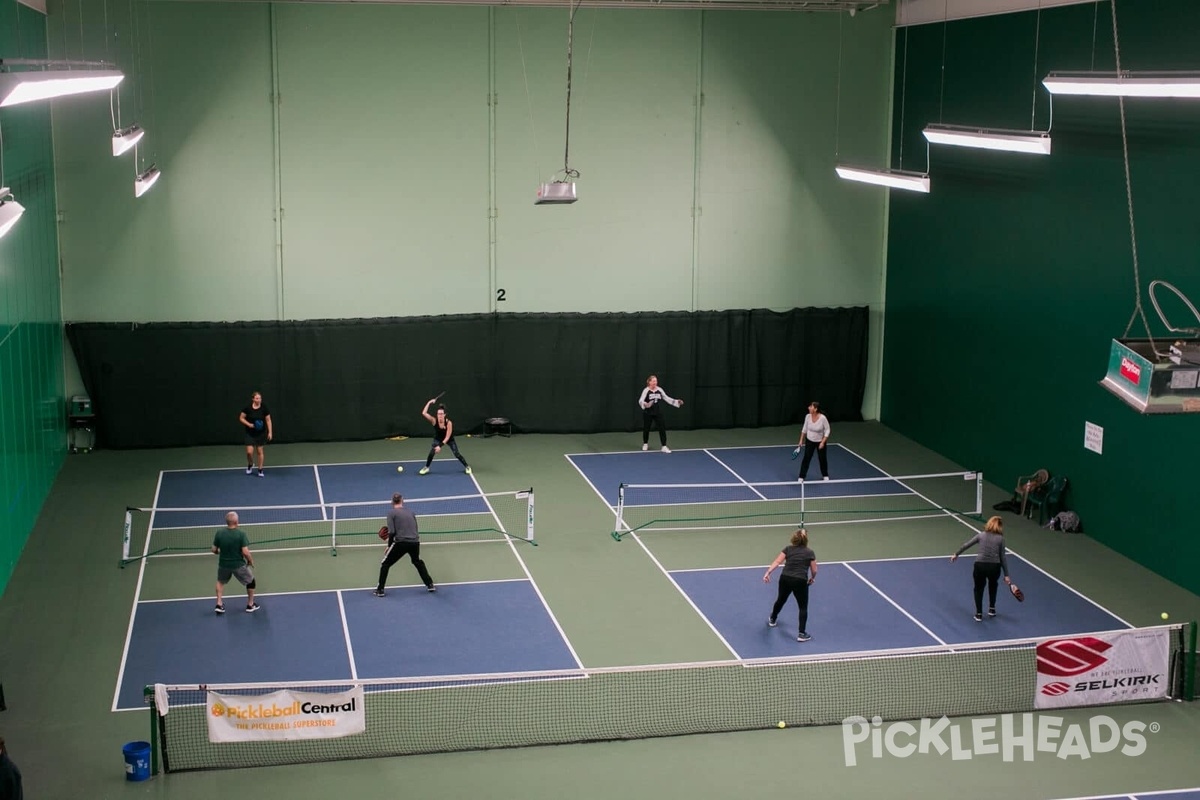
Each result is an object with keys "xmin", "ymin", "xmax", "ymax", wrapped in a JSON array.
[
  {"xmin": 48, "ymin": 2, "xmax": 894, "ymax": 411},
  {"xmin": 881, "ymin": 0, "xmax": 1200, "ymax": 593},
  {"xmin": 0, "ymin": 0, "xmax": 67, "ymax": 595}
]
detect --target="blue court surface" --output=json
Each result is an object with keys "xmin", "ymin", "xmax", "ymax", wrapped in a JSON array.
[
  {"xmin": 152, "ymin": 459, "xmax": 482, "ymax": 528},
  {"xmin": 116, "ymin": 460, "xmax": 573, "ymax": 711},
  {"xmin": 567, "ymin": 444, "xmax": 909, "ymax": 507},
  {"xmin": 115, "ymin": 579, "xmax": 579, "ymax": 710},
  {"xmin": 669, "ymin": 554, "xmax": 1129, "ymax": 659}
]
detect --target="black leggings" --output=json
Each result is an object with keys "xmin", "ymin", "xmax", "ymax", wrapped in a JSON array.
[
  {"xmin": 972, "ymin": 562, "xmax": 1002, "ymax": 614},
  {"xmin": 426, "ymin": 437, "xmax": 469, "ymax": 468},
  {"xmin": 770, "ymin": 574, "xmax": 810, "ymax": 633},
  {"xmin": 642, "ymin": 412, "xmax": 667, "ymax": 446},
  {"xmin": 798, "ymin": 439, "xmax": 828, "ymax": 479},
  {"xmin": 377, "ymin": 540, "xmax": 433, "ymax": 591}
]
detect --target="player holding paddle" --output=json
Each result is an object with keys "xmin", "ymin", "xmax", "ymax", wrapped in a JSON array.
[
  {"xmin": 374, "ymin": 493, "xmax": 436, "ymax": 596},
  {"xmin": 950, "ymin": 515, "xmax": 1015, "ymax": 621},
  {"xmin": 239, "ymin": 391, "xmax": 273, "ymax": 477},
  {"xmin": 418, "ymin": 396, "xmax": 472, "ymax": 475}
]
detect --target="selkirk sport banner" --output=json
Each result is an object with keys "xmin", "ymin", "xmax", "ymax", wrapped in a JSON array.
[{"xmin": 1035, "ymin": 628, "xmax": 1169, "ymax": 709}]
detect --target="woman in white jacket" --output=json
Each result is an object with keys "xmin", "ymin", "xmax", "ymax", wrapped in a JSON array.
[{"xmin": 637, "ymin": 375, "xmax": 684, "ymax": 453}]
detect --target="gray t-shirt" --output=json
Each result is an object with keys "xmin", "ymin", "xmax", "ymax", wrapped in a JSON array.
[
  {"xmin": 955, "ymin": 531, "xmax": 1009, "ymax": 576},
  {"xmin": 387, "ymin": 506, "xmax": 419, "ymax": 542},
  {"xmin": 780, "ymin": 544, "xmax": 816, "ymax": 579}
]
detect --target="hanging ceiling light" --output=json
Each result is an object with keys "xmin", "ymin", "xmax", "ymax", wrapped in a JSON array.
[
  {"xmin": 923, "ymin": 123, "xmax": 1052, "ymax": 155},
  {"xmin": 134, "ymin": 165, "xmax": 160, "ymax": 198},
  {"xmin": 112, "ymin": 124, "xmax": 145, "ymax": 157},
  {"xmin": 835, "ymin": 166, "xmax": 931, "ymax": 194},
  {"xmin": 0, "ymin": 188, "xmax": 25, "ymax": 239},
  {"xmin": 1044, "ymin": 71, "xmax": 1200, "ymax": 98},
  {"xmin": 0, "ymin": 62, "xmax": 124, "ymax": 107}
]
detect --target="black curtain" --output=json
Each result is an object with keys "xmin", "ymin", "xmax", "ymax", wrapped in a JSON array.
[{"xmin": 66, "ymin": 307, "xmax": 868, "ymax": 449}]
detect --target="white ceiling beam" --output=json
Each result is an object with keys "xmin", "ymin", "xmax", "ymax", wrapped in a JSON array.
[{"xmin": 896, "ymin": 0, "xmax": 1094, "ymax": 27}]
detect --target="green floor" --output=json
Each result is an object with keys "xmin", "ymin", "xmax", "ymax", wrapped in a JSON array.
[{"xmin": 2, "ymin": 422, "xmax": 1199, "ymax": 799}]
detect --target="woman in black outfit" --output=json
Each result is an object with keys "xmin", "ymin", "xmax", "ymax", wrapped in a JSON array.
[{"xmin": 763, "ymin": 528, "xmax": 818, "ymax": 642}]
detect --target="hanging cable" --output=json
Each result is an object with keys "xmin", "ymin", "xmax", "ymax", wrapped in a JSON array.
[
  {"xmin": 560, "ymin": 0, "xmax": 583, "ymax": 180},
  {"xmin": 1110, "ymin": 0, "xmax": 1156, "ymax": 354}
]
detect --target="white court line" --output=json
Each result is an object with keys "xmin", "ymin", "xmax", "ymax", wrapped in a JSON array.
[
  {"xmin": 336, "ymin": 590, "xmax": 359, "ymax": 680},
  {"xmin": 137, "ymin": 578, "xmax": 529, "ymax": 604},
  {"xmin": 471, "ymin": 477, "xmax": 586, "ymax": 670},
  {"xmin": 703, "ymin": 449, "xmax": 768, "ymax": 500},
  {"xmin": 630, "ymin": 530, "xmax": 743, "ymax": 659},
  {"xmin": 842, "ymin": 562, "xmax": 951, "ymax": 649},
  {"xmin": 563, "ymin": 453, "xmax": 621, "ymax": 512},
  {"xmin": 636, "ymin": 511, "xmax": 957, "ymax": 535},
  {"xmin": 562, "ymin": 443, "xmax": 854, "ymax": 458},
  {"xmin": 1005, "ymin": 549, "xmax": 1133, "ymax": 628},
  {"xmin": 834, "ymin": 443, "xmax": 979, "ymax": 530},
  {"xmin": 1050, "ymin": 790, "xmax": 1200, "ymax": 800},
  {"xmin": 111, "ymin": 471, "xmax": 165, "ymax": 713},
  {"xmin": 314, "ymin": 464, "xmax": 328, "ymax": 521},
  {"xmin": 142, "ymin": 537, "xmax": 505, "ymax": 561}
]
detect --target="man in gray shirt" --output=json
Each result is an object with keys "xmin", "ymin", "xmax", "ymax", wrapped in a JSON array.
[{"xmin": 374, "ymin": 493, "xmax": 436, "ymax": 597}]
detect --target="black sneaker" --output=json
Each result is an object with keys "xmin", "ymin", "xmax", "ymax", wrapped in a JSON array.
[
  {"xmin": 426, "ymin": 585, "xmax": 437, "ymax": 593},
  {"xmin": 214, "ymin": 604, "xmax": 225, "ymax": 614},
  {"xmin": 797, "ymin": 631, "xmax": 812, "ymax": 642},
  {"xmin": 768, "ymin": 618, "xmax": 777, "ymax": 628},
  {"xmin": 245, "ymin": 603, "xmax": 260, "ymax": 613},
  {"xmin": 373, "ymin": 590, "xmax": 386, "ymax": 597},
  {"xmin": 988, "ymin": 608, "xmax": 996, "ymax": 618},
  {"xmin": 974, "ymin": 613, "xmax": 983, "ymax": 622}
]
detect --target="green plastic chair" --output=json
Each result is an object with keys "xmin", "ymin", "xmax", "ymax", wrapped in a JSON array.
[{"xmin": 1026, "ymin": 476, "xmax": 1068, "ymax": 525}]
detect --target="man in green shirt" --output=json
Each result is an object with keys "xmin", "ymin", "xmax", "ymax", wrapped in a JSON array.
[{"xmin": 212, "ymin": 511, "xmax": 258, "ymax": 614}]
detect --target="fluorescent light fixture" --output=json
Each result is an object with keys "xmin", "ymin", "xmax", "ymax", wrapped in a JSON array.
[
  {"xmin": 0, "ymin": 189, "xmax": 26, "ymax": 239},
  {"xmin": 535, "ymin": 181, "xmax": 577, "ymax": 205},
  {"xmin": 0, "ymin": 69, "xmax": 124, "ymax": 107},
  {"xmin": 923, "ymin": 123, "xmax": 1051, "ymax": 155},
  {"xmin": 112, "ymin": 125, "xmax": 145, "ymax": 157},
  {"xmin": 134, "ymin": 165, "xmax": 161, "ymax": 198},
  {"xmin": 835, "ymin": 165, "xmax": 930, "ymax": 193},
  {"xmin": 1043, "ymin": 71, "xmax": 1200, "ymax": 98}
]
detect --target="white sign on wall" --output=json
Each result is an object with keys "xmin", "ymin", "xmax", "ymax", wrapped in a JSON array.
[{"xmin": 1084, "ymin": 422, "xmax": 1103, "ymax": 454}]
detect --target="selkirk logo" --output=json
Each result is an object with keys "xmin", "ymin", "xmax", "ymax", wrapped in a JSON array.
[
  {"xmin": 1036, "ymin": 637, "xmax": 1112, "ymax": 677},
  {"xmin": 1040, "ymin": 681, "xmax": 1071, "ymax": 697},
  {"xmin": 1119, "ymin": 357, "xmax": 1142, "ymax": 383}
]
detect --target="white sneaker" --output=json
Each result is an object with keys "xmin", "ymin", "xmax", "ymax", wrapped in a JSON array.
[
  {"xmin": 823, "ymin": 476, "xmax": 830, "ymax": 481},
  {"xmin": 641, "ymin": 443, "xmax": 648, "ymax": 451},
  {"xmin": 661, "ymin": 446, "xmax": 671, "ymax": 454}
]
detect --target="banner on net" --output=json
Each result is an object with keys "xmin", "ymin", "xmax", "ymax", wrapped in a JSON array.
[
  {"xmin": 1034, "ymin": 628, "xmax": 1170, "ymax": 710},
  {"xmin": 206, "ymin": 686, "xmax": 365, "ymax": 742}
]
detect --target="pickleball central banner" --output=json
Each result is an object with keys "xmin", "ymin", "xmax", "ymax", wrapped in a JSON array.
[
  {"xmin": 207, "ymin": 687, "xmax": 365, "ymax": 742},
  {"xmin": 1034, "ymin": 629, "xmax": 1170, "ymax": 709}
]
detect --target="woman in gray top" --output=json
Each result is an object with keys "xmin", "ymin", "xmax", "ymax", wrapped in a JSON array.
[
  {"xmin": 950, "ymin": 515, "xmax": 1013, "ymax": 622},
  {"xmin": 763, "ymin": 528, "xmax": 818, "ymax": 642}
]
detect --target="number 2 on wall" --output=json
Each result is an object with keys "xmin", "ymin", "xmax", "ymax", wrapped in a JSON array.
[{"xmin": 497, "ymin": 289, "xmax": 506, "ymax": 302}]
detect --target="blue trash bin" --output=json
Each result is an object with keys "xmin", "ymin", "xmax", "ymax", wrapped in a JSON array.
[{"xmin": 122, "ymin": 740, "xmax": 151, "ymax": 781}]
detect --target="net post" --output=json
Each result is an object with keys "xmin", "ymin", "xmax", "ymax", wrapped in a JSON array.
[
  {"xmin": 122, "ymin": 507, "xmax": 134, "ymax": 567},
  {"xmin": 330, "ymin": 504, "xmax": 338, "ymax": 557},
  {"xmin": 613, "ymin": 483, "xmax": 626, "ymax": 541},
  {"xmin": 975, "ymin": 472, "xmax": 984, "ymax": 516},
  {"xmin": 525, "ymin": 488, "xmax": 535, "ymax": 542},
  {"xmin": 144, "ymin": 685, "xmax": 161, "ymax": 775},
  {"xmin": 1187, "ymin": 620, "xmax": 1197, "ymax": 702}
]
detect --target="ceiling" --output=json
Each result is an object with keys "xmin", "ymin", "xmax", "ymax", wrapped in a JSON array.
[{"xmin": 208, "ymin": 0, "xmax": 888, "ymax": 11}]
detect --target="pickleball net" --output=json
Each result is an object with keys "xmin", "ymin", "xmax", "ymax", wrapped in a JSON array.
[
  {"xmin": 120, "ymin": 488, "xmax": 535, "ymax": 566},
  {"xmin": 612, "ymin": 471, "xmax": 983, "ymax": 540},
  {"xmin": 145, "ymin": 622, "xmax": 1196, "ymax": 773}
]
